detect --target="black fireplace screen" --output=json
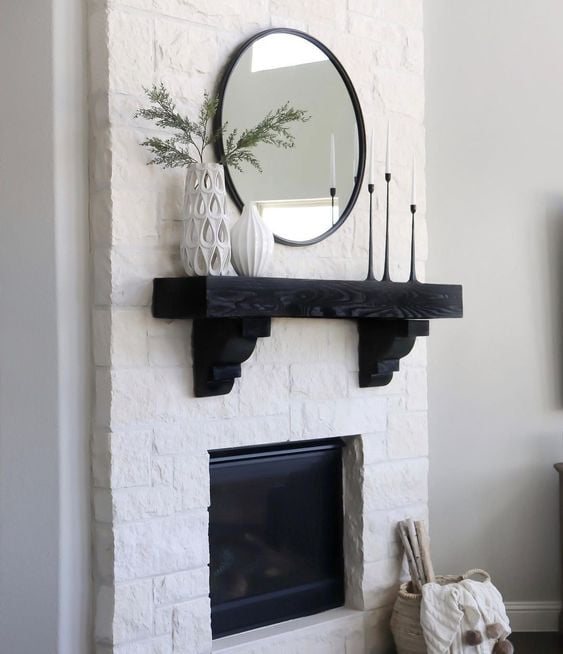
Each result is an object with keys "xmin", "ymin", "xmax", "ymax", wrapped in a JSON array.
[{"xmin": 209, "ymin": 439, "xmax": 344, "ymax": 638}]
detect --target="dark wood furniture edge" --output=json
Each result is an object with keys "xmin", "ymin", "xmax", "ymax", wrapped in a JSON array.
[
  {"xmin": 152, "ymin": 276, "xmax": 463, "ymax": 320},
  {"xmin": 152, "ymin": 276, "xmax": 463, "ymax": 398}
]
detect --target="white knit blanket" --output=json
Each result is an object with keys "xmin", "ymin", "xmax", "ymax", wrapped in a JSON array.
[{"xmin": 420, "ymin": 579, "xmax": 510, "ymax": 654}]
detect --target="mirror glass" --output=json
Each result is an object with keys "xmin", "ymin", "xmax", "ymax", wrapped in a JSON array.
[{"xmin": 216, "ymin": 30, "xmax": 365, "ymax": 246}]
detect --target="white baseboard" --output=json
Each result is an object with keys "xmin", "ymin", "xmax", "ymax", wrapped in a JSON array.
[{"xmin": 505, "ymin": 601, "xmax": 561, "ymax": 632}]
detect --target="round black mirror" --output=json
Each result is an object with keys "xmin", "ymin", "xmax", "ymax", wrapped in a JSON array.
[{"xmin": 215, "ymin": 28, "xmax": 366, "ymax": 246}]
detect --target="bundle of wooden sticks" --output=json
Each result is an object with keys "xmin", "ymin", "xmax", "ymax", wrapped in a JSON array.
[{"xmin": 398, "ymin": 519, "xmax": 436, "ymax": 593}]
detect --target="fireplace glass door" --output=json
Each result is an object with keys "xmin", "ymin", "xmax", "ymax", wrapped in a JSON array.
[{"xmin": 209, "ymin": 439, "xmax": 344, "ymax": 638}]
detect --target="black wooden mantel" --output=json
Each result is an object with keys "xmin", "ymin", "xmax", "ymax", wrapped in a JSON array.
[{"xmin": 152, "ymin": 276, "xmax": 463, "ymax": 397}]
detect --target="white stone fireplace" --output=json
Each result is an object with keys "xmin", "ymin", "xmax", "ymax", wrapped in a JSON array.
[{"xmin": 88, "ymin": 1, "xmax": 428, "ymax": 652}]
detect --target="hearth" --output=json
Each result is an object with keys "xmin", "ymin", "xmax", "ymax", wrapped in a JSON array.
[{"xmin": 209, "ymin": 439, "xmax": 345, "ymax": 638}]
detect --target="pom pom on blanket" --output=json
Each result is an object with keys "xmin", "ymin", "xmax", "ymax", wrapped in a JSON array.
[
  {"xmin": 486, "ymin": 623, "xmax": 503, "ymax": 640},
  {"xmin": 464, "ymin": 630, "xmax": 483, "ymax": 646},
  {"xmin": 493, "ymin": 640, "xmax": 514, "ymax": 654}
]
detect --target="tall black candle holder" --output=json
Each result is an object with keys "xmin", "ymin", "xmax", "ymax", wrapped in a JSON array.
[
  {"xmin": 330, "ymin": 186, "xmax": 336, "ymax": 225},
  {"xmin": 409, "ymin": 203, "xmax": 418, "ymax": 282},
  {"xmin": 382, "ymin": 172, "xmax": 391, "ymax": 281},
  {"xmin": 366, "ymin": 183, "xmax": 375, "ymax": 280}
]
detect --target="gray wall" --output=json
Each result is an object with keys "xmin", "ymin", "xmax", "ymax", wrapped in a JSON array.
[
  {"xmin": 0, "ymin": 1, "xmax": 90, "ymax": 651},
  {"xmin": 425, "ymin": 0, "xmax": 562, "ymax": 621}
]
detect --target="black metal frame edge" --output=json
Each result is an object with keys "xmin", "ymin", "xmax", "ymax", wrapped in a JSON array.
[
  {"xmin": 209, "ymin": 437, "xmax": 344, "ymax": 464},
  {"xmin": 213, "ymin": 27, "xmax": 367, "ymax": 247},
  {"xmin": 209, "ymin": 441, "xmax": 345, "ymax": 639}
]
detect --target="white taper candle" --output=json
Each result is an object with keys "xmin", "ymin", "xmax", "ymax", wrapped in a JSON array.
[
  {"xmin": 368, "ymin": 128, "xmax": 375, "ymax": 185},
  {"xmin": 411, "ymin": 155, "xmax": 417, "ymax": 205},
  {"xmin": 353, "ymin": 124, "xmax": 359, "ymax": 177},
  {"xmin": 330, "ymin": 133, "xmax": 336, "ymax": 188},
  {"xmin": 385, "ymin": 120, "xmax": 391, "ymax": 175}
]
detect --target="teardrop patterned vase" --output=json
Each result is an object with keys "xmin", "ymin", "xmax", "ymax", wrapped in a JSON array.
[
  {"xmin": 230, "ymin": 203, "xmax": 274, "ymax": 277},
  {"xmin": 180, "ymin": 163, "xmax": 231, "ymax": 276}
]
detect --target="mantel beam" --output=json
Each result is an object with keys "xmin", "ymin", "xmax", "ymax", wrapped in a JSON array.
[{"xmin": 152, "ymin": 276, "xmax": 462, "ymax": 397}]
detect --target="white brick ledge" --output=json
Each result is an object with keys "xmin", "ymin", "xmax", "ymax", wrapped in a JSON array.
[{"xmin": 212, "ymin": 608, "xmax": 365, "ymax": 654}]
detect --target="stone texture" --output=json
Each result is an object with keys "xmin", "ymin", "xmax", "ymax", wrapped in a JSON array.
[
  {"xmin": 112, "ymin": 637, "xmax": 172, "ymax": 654},
  {"xmin": 88, "ymin": 0, "xmax": 429, "ymax": 650},
  {"xmin": 152, "ymin": 415, "xmax": 290, "ymax": 453},
  {"xmin": 95, "ymin": 585, "xmax": 115, "ymax": 643},
  {"xmin": 111, "ymin": 486, "xmax": 175, "ymax": 522},
  {"xmin": 238, "ymin": 364, "xmax": 290, "ymax": 416},
  {"xmin": 406, "ymin": 368, "xmax": 428, "ymax": 411},
  {"xmin": 213, "ymin": 610, "xmax": 366, "ymax": 653},
  {"xmin": 94, "ymin": 488, "xmax": 113, "ymax": 523},
  {"xmin": 110, "ymin": 430, "xmax": 153, "ymax": 488},
  {"xmin": 156, "ymin": 0, "xmax": 269, "ymax": 31},
  {"xmin": 271, "ymin": 0, "xmax": 347, "ymax": 29},
  {"xmin": 110, "ymin": 367, "xmax": 240, "ymax": 428},
  {"xmin": 92, "ymin": 431, "xmax": 112, "ymax": 488},
  {"xmin": 91, "ymin": 189, "xmax": 113, "ymax": 246},
  {"xmin": 148, "ymin": 335, "xmax": 189, "ymax": 367},
  {"xmin": 387, "ymin": 411, "xmax": 428, "ymax": 459},
  {"xmin": 362, "ymin": 557, "xmax": 403, "ymax": 610},
  {"xmin": 152, "ymin": 456, "xmax": 174, "ymax": 487},
  {"xmin": 362, "ymin": 432, "xmax": 388, "ymax": 465},
  {"xmin": 172, "ymin": 598, "xmax": 211, "ymax": 653},
  {"xmin": 364, "ymin": 459, "xmax": 429, "ymax": 512},
  {"xmin": 342, "ymin": 438, "xmax": 366, "ymax": 611},
  {"xmin": 291, "ymin": 397, "xmax": 387, "ymax": 439},
  {"xmin": 111, "ymin": 309, "xmax": 149, "ymax": 367},
  {"xmin": 114, "ymin": 512, "xmax": 208, "ymax": 581},
  {"xmin": 153, "ymin": 568, "xmax": 209, "ymax": 607},
  {"xmin": 349, "ymin": 0, "xmax": 423, "ymax": 30},
  {"xmin": 94, "ymin": 524, "xmax": 115, "ymax": 584},
  {"xmin": 113, "ymin": 580, "xmax": 154, "ymax": 643},
  {"xmin": 173, "ymin": 455, "xmax": 209, "ymax": 509},
  {"xmin": 107, "ymin": 10, "xmax": 154, "ymax": 94},
  {"xmin": 93, "ymin": 309, "xmax": 112, "ymax": 366},
  {"xmin": 153, "ymin": 606, "xmax": 173, "ymax": 637},
  {"xmin": 93, "ymin": 246, "xmax": 112, "ymax": 307},
  {"xmin": 111, "ymin": 188, "xmax": 159, "ymax": 246},
  {"xmin": 363, "ymin": 606, "xmax": 395, "ymax": 654},
  {"xmin": 289, "ymin": 363, "xmax": 349, "ymax": 400}
]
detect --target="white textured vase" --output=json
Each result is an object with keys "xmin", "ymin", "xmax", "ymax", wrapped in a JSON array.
[
  {"xmin": 231, "ymin": 203, "xmax": 274, "ymax": 277},
  {"xmin": 181, "ymin": 163, "xmax": 230, "ymax": 276}
]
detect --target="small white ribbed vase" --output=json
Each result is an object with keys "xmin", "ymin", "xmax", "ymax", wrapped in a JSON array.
[
  {"xmin": 231, "ymin": 203, "xmax": 274, "ymax": 277},
  {"xmin": 181, "ymin": 163, "xmax": 230, "ymax": 276}
]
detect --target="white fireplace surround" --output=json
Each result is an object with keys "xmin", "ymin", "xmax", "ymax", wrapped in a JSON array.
[{"xmin": 89, "ymin": 1, "xmax": 428, "ymax": 652}]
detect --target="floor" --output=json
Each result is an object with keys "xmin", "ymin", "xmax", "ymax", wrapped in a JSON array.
[
  {"xmin": 390, "ymin": 633, "xmax": 562, "ymax": 653},
  {"xmin": 508, "ymin": 632, "xmax": 562, "ymax": 653}
]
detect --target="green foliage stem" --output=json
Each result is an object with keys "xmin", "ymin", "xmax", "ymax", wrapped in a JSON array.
[{"xmin": 135, "ymin": 83, "xmax": 309, "ymax": 171}]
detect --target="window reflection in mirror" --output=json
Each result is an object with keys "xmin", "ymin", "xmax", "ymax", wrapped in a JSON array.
[{"xmin": 219, "ymin": 30, "xmax": 364, "ymax": 245}]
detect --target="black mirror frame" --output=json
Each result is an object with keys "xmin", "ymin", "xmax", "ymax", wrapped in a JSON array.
[{"xmin": 213, "ymin": 27, "xmax": 366, "ymax": 247}]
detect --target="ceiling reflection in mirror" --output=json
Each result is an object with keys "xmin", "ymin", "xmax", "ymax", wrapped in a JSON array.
[{"xmin": 217, "ymin": 30, "xmax": 365, "ymax": 245}]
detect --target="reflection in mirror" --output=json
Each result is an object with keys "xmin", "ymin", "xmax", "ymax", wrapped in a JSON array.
[{"xmin": 217, "ymin": 30, "xmax": 365, "ymax": 245}]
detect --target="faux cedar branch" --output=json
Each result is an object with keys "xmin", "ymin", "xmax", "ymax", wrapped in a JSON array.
[{"xmin": 135, "ymin": 84, "xmax": 309, "ymax": 172}]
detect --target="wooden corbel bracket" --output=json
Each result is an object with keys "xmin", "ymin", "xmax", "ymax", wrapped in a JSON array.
[
  {"xmin": 357, "ymin": 319, "xmax": 429, "ymax": 387},
  {"xmin": 192, "ymin": 317, "xmax": 271, "ymax": 397},
  {"xmin": 152, "ymin": 276, "xmax": 461, "ymax": 398}
]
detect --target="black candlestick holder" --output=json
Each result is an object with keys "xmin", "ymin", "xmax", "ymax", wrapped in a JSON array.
[
  {"xmin": 409, "ymin": 204, "xmax": 418, "ymax": 282},
  {"xmin": 366, "ymin": 183, "xmax": 375, "ymax": 280},
  {"xmin": 382, "ymin": 173, "xmax": 391, "ymax": 281},
  {"xmin": 330, "ymin": 186, "xmax": 336, "ymax": 225}
]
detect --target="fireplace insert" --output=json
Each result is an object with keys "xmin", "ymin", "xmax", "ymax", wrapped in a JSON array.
[{"xmin": 209, "ymin": 439, "xmax": 344, "ymax": 638}]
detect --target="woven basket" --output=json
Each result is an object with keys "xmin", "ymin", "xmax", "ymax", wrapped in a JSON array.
[{"xmin": 390, "ymin": 570, "xmax": 491, "ymax": 654}]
